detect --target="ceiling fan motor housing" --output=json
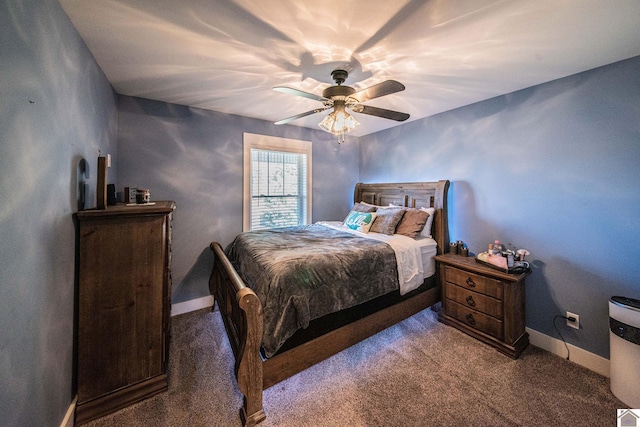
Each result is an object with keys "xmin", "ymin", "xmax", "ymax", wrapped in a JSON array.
[{"xmin": 322, "ymin": 85, "xmax": 356, "ymax": 99}]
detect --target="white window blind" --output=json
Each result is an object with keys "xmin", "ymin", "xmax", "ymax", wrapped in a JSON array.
[
  {"xmin": 243, "ymin": 133, "xmax": 312, "ymax": 231},
  {"xmin": 250, "ymin": 149, "xmax": 307, "ymax": 230}
]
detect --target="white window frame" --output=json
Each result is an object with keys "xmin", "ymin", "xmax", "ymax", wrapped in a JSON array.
[{"xmin": 243, "ymin": 133, "xmax": 312, "ymax": 231}]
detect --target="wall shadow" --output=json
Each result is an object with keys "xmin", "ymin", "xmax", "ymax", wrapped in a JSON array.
[{"xmin": 172, "ymin": 247, "xmax": 214, "ymax": 303}]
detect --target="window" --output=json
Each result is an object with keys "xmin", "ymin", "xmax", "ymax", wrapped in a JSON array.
[{"xmin": 243, "ymin": 133, "xmax": 312, "ymax": 231}]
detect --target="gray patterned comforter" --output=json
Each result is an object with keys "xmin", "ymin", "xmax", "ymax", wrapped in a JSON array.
[{"xmin": 226, "ymin": 224, "xmax": 399, "ymax": 357}]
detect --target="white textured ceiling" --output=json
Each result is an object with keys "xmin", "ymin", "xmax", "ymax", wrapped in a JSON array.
[{"xmin": 59, "ymin": 0, "xmax": 640, "ymax": 136}]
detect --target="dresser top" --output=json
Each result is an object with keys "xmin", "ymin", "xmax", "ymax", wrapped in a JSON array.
[{"xmin": 76, "ymin": 200, "xmax": 175, "ymax": 219}]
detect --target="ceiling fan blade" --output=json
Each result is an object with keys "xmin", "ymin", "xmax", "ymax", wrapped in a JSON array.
[
  {"xmin": 352, "ymin": 80, "xmax": 405, "ymax": 103},
  {"xmin": 352, "ymin": 105, "xmax": 410, "ymax": 122},
  {"xmin": 273, "ymin": 86, "xmax": 328, "ymax": 102},
  {"xmin": 274, "ymin": 108, "xmax": 328, "ymax": 125}
]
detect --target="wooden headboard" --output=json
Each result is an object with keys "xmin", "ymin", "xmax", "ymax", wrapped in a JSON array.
[{"xmin": 354, "ymin": 180, "xmax": 450, "ymax": 255}]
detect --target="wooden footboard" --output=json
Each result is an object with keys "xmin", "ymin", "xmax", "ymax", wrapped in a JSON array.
[
  {"xmin": 209, "ymin": 242, "xmax": 266, "ymax": 427},
  {"xmin": 210, "ymin": 240, "xmax": 441, "ymax": 426}
]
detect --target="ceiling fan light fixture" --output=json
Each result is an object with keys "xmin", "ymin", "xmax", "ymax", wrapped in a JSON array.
[
  {"xmin": 318, "ymin": 102, "xmax": 360, "ymax": 143},
  {"xmin": 318, "ymin": 110, "xmax": 360, "ymax": 134}
]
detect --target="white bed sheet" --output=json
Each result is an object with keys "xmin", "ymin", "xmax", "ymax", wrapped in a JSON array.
[{"xmin": 317, "ymin": 221, "xmax": 438, "ymax": 295}]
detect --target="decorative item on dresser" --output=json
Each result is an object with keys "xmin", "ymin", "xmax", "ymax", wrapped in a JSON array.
[
  {"xmin": 74, "ymin": 201, "xmax": 175, "ymax": 425},
  {"xmin": 210, "ymin": 180, "xmax": 449, "ymax": 426},
  {"xmin": 435, "ymin": 253, "xmax": 530, "ymax": 359}
]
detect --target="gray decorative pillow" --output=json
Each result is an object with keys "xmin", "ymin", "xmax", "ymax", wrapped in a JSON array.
[
  {"xmin": 395, "ymin": 208, "xmax": 429, "ymax": 238},
  {"xmin": 351, "ymin": 202, "xmax": 377, "ymax": 213},
  {"xmin": 370, "ymin": 208, "xmax": 406, "ymax": 235}
]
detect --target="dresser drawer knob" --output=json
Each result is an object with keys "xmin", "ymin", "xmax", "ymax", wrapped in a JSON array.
[
  {"xmin": 466, "ymin": 295, "xmax": 476, "ymax": 307},
  {"xmin": 465, "ymin": 313, "xmax": 476, "ymax": 325},
  {"xmin": 465, "ymin": 277, "xmax": 476, "ymax": 287}
]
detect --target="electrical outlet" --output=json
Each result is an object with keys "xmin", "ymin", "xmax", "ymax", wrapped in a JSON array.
[{"xmin": 566, "ymin": 311, "xmax": 580, "ymax": 329}]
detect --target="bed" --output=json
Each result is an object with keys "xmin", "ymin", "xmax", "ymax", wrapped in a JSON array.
[{"xmin": 209, "ymin": 180, "xmax": 450, "ymax": 426}]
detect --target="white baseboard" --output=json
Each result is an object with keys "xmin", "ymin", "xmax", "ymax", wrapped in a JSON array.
[
  {"xmin": 526, "ymin": 327, "xmax": 610, "ymax": 377},
  {"xmin": 61, "ymin": 396, "xmax": 76, "ymax": 427},
  {"xmin": 171, "ymin": 295, "xmax": 214, "ymax": 316}
]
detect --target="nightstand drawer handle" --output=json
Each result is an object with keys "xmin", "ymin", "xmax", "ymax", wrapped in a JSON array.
[
  {"xmin": 465, "ymin": 295, "xmax": 476, "ymax": 307},
  {"xmin": 466, "ymin": 313, "xmax": 476, "ymax": 325},
  {"xmin": 465, "ymin": 277, "xmax": 476, "ymax": 287}
]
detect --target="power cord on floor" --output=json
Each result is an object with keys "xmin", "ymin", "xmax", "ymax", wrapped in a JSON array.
[{"xmin": 553, "ymin": 315, "xmax": 572, "ymax": 360}]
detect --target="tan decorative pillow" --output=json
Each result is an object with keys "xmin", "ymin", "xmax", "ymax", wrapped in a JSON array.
[
  {"xmin": 370, "ymin": 208, "xmax": 406, "ymax": 235},
  {"xmin": 395, "ymin": 208, "xmax": 430, "ymax": 238}
]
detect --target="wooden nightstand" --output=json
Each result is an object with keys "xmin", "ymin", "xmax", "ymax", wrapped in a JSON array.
[{"xmin": 435, "ymin": 253, "xmax": 530, "ymax": 358}]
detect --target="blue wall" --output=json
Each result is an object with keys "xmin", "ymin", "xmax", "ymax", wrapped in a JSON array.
[
  {"xmin": 360, "ymin": 56, "xmax": 640, "ymax": 358},
  {"xmin": 117, "ymin": 96, "xmax": 360, "ymax": 302},
  {"xmin": 0, "ymin": 0, "xmax": 117, "ymax": 426}
]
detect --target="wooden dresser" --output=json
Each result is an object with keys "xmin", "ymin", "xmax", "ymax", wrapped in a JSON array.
[
  {"xmin": 75, "ymin": 201, "xmax": 175, "ymax": 425},
  {"xmin": 435, "ymin": 253, "xmax": 530, "ymax": 358}
]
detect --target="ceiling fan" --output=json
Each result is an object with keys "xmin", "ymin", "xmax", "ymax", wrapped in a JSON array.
[{"xmin": 273, "ymin": 69, "xmax": 409, "ymax": 142}]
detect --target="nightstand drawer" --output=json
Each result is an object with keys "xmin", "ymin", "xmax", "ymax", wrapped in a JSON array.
[
  {"xmin": 446, "ymin": 300, "xmax": 504, "ymax": 340},
  {"xmin": 444, "ymin": 266, "xmax": 503, "ymax": 300},
  {"xmin": 445, "ymin": 283, "xmax": 502, "ymax": 319}
]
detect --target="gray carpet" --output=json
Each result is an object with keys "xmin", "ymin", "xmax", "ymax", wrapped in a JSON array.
[{"xmin": 84, "ymin": 307, "xmax": 625, "ymax": 426}]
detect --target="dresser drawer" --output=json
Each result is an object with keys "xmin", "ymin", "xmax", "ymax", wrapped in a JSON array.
[
  {"xmin": 445, "ymin": 283, "xmax": 502, "ymax": 319},
  {"xmin": 446, "ymin": 300, "xmax": 504, "ymax": 340},
  {"xmin": 444, "ymin": 266, "xmax": 504, "ymax": 300}
]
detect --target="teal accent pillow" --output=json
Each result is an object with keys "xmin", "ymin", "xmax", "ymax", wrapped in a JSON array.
[{"xmin": 343, "ymin": 211, "xmax": 377, "ymax": 233}]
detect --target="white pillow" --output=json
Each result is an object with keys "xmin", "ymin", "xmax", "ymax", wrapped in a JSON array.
[
  {"xmin": 343, "ymin": 211, "xmax": 377, "ymax": 233},
  {"xmin": 419, "ymin": 207, "xmax": 435, "ymax": 238}
]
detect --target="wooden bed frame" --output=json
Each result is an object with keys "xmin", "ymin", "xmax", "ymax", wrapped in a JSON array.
[{"xmin": 209, "ymin": 180, "xmax": 450, "ymax": 426}]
